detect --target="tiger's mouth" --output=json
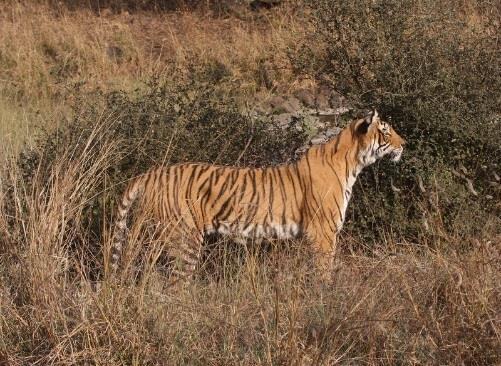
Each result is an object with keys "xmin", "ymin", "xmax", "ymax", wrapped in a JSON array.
[{"xmin": 390, "ymin": 147, "xmax": 403, "ymax": 162}]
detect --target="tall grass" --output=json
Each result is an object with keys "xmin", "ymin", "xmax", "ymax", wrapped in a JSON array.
[
  {"xmin": 0, "ymin": 2, "xmax": 301, "ymax": 106},
  {"xmin": 0, "ymin": 1, "xmax": 303, "ymax": 158},
  {"xmin": 1, "ymin": 113, "xmax": 499, "ymax": 366},
  {"xmin": 0, "ymin": 1, "xmax": 500, "ymax": 364}
]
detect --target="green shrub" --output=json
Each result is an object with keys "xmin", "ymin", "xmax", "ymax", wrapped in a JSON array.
[{"xmin": 291, "ymin": 0, "xmax": 501, "ymax": 245}]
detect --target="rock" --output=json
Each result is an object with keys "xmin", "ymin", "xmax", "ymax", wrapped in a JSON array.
[
  {"xmin": 318, "ymin": 114, "xmax": 338, "ymax": 125},
  {"xmin": 316, "ymin": 107, "xmax": 350, "ymax": 116},
  {"xmin": 310, "ymin": 135, "xmax": 327, "ymax": 145},
  {"xmin": 325, "ymin": 127, "xmax": 342, "ymax": 138},
  {"xmin": 294, "ymin": 88, "xmax": 316, "ymax": 108},
  {"xmin": 259, "ymin": 91, "xmax": 351, "ymax": 137},
  {"xmin": 316, "ymin": 108, "xmax": 337, "ymax": 116},
  {"xmin": 274, "ymin": 113, "xmax": 293, "ymax": 128},
  {"xmin": 268, "ymin": 95, "xmax": 302, "ymax": 114},
  {"xmin": 315, "ymin": 85, "xmax": 352, "ymax": 111},
  {"xmin": 335, "ymin": 106, "xmax": 350, "ymax": 115}
]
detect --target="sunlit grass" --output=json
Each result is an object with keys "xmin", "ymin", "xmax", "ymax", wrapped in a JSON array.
[{"xmin": 0, "ymin": 1, "xmax": 499, "ymax": 364}]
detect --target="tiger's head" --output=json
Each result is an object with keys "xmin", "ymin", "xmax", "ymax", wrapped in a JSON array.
[{"xmin": 353, "ymin": 110, "xmax": 405, "ymax": 165}]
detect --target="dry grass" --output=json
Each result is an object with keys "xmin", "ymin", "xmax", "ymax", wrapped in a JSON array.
[
  {"xmin": 0, "ymin": 2, "xmax": 305, "ymax": 156},
  {"xmin": 1, "ymin": 122, "xmax": 499, "ymax": 365},
  {"xmin": 0, "ymin": 2, "xmax": 500, "ymax": 365},
  {"xmin": 0, "ymin": 2, "xmax": 301, "ymax": 103}
]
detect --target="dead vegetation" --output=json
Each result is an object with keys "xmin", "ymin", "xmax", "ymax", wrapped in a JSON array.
[
  {"xmin": 0, "ymin": 127, "xmax": 499, "ymax": 364},
  {"xmin": 0, "ymin": 1, "xmax": 300, "ymax": 106},
  {"xmin": 0, "ymin": 1, "xmax": 500, "ymax": 364}
]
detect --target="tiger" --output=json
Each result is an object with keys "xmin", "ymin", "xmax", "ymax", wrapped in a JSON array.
[{"xmin": 110, "ymin": 110, "xmax": 405, "ymax": 283}]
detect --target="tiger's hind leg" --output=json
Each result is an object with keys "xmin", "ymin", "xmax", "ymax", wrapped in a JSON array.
[{"xmin": 166, "ymin": 229, "xmax": 204, "ymax": 287}]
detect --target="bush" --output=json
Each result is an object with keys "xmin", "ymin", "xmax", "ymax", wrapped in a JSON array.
[
  {"xmin": 13, "ymin": 76, "xmax": 306, "ymax": 276},
  {"xmin": 291, "ymin": 0, "xmax": 501, "ymax": 245}
]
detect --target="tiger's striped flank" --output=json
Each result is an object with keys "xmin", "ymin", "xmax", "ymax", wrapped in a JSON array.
[{"xmin": 110, "ymin": 110, "xmax": 405, "ymax": 282}]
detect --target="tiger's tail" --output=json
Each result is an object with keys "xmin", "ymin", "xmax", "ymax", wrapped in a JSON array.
[{"xmin": 110, "ymin": 176, "xmax": 145, "ymax": 272}]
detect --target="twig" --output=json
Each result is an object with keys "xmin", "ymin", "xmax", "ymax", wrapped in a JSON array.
[
  {"xmin": 451, "ymin": 169, "xmax": 478, "ymax": 196},
  {"xmin": 417, "ymin": 175, "xmax": 426, "ymax": 193}
]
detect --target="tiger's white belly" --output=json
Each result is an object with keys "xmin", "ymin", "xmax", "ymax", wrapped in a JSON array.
[{"xmin": 206, "ymin": 222, "xmax": 301, "ymax": 240}]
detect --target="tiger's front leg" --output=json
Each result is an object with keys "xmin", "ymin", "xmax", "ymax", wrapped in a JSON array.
[{"xmin": 308, "ymin": 229, "xmax": 338, "ymax": 283}]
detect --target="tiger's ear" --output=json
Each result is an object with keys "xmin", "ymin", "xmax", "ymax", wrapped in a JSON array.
[{"xmin": 357, "ymin": 109, "xmax": 378, "ymax": 134}]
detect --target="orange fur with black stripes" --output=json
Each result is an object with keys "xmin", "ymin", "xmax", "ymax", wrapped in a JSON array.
[{"xmin": 111, "ymin": 110, "xmax": 405, "ymax": 282}]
